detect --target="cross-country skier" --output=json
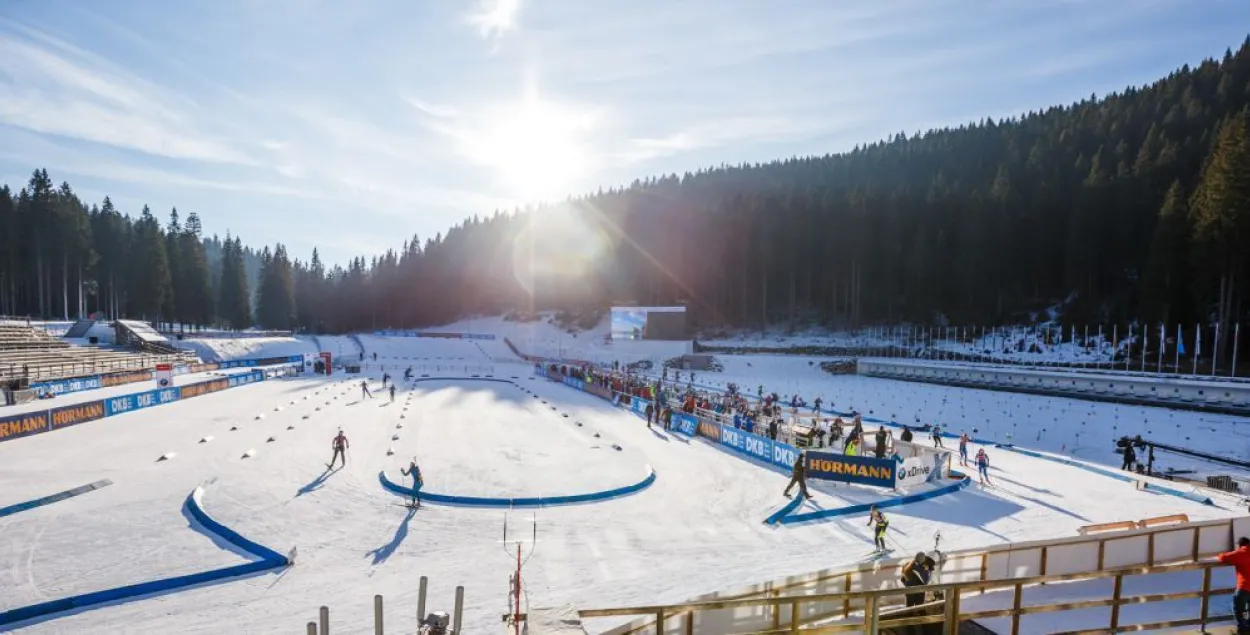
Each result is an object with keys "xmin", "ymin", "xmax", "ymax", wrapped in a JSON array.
[
  {"xmin": 389, "ymin": 384, "xmax": 396, "ymax": 402},
  {"xmin": 382, "ymin": 372, "xmax": 391, "ymax": 388},
  {"xmin": 931, "ymin": 424, "xmax": 944, "ymax": 448},
  {"xmin": 868, "ymin": 506, "xmax": 890, "ymax": 553},
  {"xmin": 783, "ymin": 452, "xmax": 809, "ymax": 500},
  {"xmin": 400, "ymin": 457, "xmax": 423, "ymax": 508},
  {"xmin": 959, "ymin": 432, "xmax": 970, "ymax": 466},
  {"xmin": 329, "ymin": 429, "xmax": 349, "ymax": 468},
  {"xmin": 975, "ymin": 448, "xmax": 992, "ymax": 485},
  {"xmin": 404, "ymin": 366, "xmax": 413, "ymax": 381},
  {"xmin": 361, "ymin": 380, "xmax": 372, "ymax": 399},
  {"xmin": 813, "ymin": 396, "xmax": 822, "ymax": 413}
]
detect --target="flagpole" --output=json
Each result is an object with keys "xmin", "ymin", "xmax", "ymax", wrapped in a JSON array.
[
  {"xmin": 1156, "ymin": 323, "xmax": 1164, "ymax": 374},
  {"xmin": 1233, "ymin": 323, "xmax": 1241, "ymax": 378},
  {"xmin": 1212, "ymin": 323, "xmax": 1220, "ymax": 377},
  {"xmin": 1193, "ymin": 323, "xmax": 1201, "ymax": 376},
  {"xmin": 1111, "ymin": 324, "xmax": 1118, "ymax": 371},
  {"xmin": 1140, "ymin": 324, "xmax": 1147, "ymax": 372},
  {"xmin": 1174, "ymin": 323, "xmax": 1181, "ymax": 374}
]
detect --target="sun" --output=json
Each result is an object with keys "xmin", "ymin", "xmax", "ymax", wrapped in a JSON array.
[{"xmin": 477, "ymin": 97, "xmax": 593, "ymax": 202}]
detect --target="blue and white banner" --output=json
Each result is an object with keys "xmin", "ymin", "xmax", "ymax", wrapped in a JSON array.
[
  {"xmin": 671, "ymin": 412, "xmax": 698, "ymax": 436},
  {"xmin": 31, "ymin": 375, "xmax": 103, "ymax": 396},
  {"xmin": 105, "ymin": 387, "xmax": 181, "ymax": 417}
]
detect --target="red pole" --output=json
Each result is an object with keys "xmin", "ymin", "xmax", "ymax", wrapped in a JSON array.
[{"xmin": 515, "ymin": 543, "xmax": 522, "ymax": 635}]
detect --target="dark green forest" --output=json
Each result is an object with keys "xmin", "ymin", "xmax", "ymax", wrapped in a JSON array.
[{"xmin": 1, "ymin": 39, "xmax": 1248, "ymax": 354}]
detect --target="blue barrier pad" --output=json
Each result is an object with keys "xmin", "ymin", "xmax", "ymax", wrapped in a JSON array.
[
  {"xmin": 0, "ymin": 487, "xmax": 287, "ymax": 629},
  {"xmin": 764, "ymin": 496, "xmax": 804, "ymax": 525},
  {"xmin": 777, "ymin": 473, "xmax": 973, "ymax": 526},
  {"xmin": 0, "ymin": 479, "xmax": 113, "ymax": 518},
  {"xmin": 380, "ymin": 467, "xmax": 656, "ymax": 508}
]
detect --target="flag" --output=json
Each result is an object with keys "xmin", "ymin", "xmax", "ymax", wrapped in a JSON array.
[{"xmin": 1177, "ymin": 325, "xmax": 1185, "ymax": 355}]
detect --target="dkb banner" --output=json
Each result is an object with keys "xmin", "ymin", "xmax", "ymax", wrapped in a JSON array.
[
  {"xmin": 804, "ymin": 451, "xmax": 896, "ymax": 488},
  {"xmin": 671, "ymin": 412, "xmax": 698, "ymax": 436}
]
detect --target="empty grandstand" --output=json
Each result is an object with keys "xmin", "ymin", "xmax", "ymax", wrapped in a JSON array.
[{"xmin": 0, "ymin": 321, "xmax": 197, "ymax": 384}]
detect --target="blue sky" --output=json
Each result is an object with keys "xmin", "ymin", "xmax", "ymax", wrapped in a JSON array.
[{"xmin": 0, "ymin": 0, "xmax": 1245, "ymax": 266}]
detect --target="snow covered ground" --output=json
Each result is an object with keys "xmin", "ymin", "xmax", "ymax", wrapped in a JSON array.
[{"xmin": 0, "ymin": 336, "xmax": 1244, "ymax": 634}]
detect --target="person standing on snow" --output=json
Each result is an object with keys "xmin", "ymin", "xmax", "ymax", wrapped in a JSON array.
[
  {"xmin": 874, "ymin": 426, "xmax": 889, "ymax": 458},
  {"xmin": 389, "ymin": 384, "xmax": 396, "ymax": 402},
  {"xmin": 931, "ymin": 424, "xmax": 944, "ymax": 448},
  {"xmin": 361, "ymin": 380, "xmax": 372, "ymax": 399},
  {"xmin": 400, "ymin": 457, "xmax": 423, "ymax": 508},
  {"xmin": 1121, "ymin": 442, "xmax": 1136, "ymax": 471},
  {"xmin": 382, "ymin": 372, "xmax": 391, "ymax": 388},
  {"xmin": 959, "ymin": 432, "xmax": 970, "ymax": 466},
  {"xmin": 975, "ymin": 448, "xmax": 992, "ymax": 485},
  {"xmin": 783, "ymin": 452, "xmax": 810, "ymax": 500},
  {"xmin": 329, "ymin": 429, "xmax": 350, "ymax": 468}
]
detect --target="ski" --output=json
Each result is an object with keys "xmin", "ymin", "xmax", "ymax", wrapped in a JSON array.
[{"xmin": 394, "ymin": 502, "xmax": 421, "ymax": 510}]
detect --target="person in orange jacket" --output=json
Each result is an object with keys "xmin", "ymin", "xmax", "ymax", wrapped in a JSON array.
[{"xmin": 1218, "ymin": 536, "xmax": 1250, "ymax": 632}]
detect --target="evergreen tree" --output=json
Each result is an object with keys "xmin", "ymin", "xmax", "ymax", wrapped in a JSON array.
[
  {"xmin": 180, "ymin": 213, "xmax": 214, "ymax": 328},
  {"xmin": 1189, "ymin": 109, "xmax": 1250, "ymax": 354},
  {"xmin": 257, "ymin": 244, "xmax": 296, "ymax": 329},
  {"xmin": 218, "ymin": 235, "xmax": 252, "ymax": 329},
  {"xmin": 164, "ymin": 209, "xmax": 183, "ymax": 328},
  {"xmin": 129, "ymin": 206, "xmax": 172, "ymax": 320}
]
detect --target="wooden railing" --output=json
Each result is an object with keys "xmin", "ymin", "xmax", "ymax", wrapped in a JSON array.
[
  {"xmin": 532, "ymin": 560, "xmax": 1233, "ymax": 634},
  {"xmin": 514, "ymin": 515, "xmax": 1250, "ymax": 634}
]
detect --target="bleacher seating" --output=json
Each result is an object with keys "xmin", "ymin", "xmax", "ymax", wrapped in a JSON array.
[
  {"xmin": 114, "ymin": 320, "xmax": 185, "ymax": 355},
  {"xmin": 0, "ymin": 322, "xmax": 196, "ymax": 383}
]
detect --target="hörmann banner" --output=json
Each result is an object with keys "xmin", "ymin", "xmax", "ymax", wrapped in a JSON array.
[
  {"xmin": 48, "ymin": 400, "xmax": 107, "ymax": 431},
  {"xmin": 0, "ymin": 411, "xmax": 50, "ymax": 442},
  {"xmin": 804, "ymin": 451, "xmax": 896, "ymax": 488}
]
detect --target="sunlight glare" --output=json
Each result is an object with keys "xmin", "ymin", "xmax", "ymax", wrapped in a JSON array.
[{"xmin": 477, "ymin": 97, "xmax": 594, "ymax": 202}]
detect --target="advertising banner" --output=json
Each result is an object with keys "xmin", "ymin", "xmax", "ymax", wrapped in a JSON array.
[
  {"xmin": 586, "ymin": 384, "xmax": 612, "ymax": 400},
  {"xmin": 155, "ymin": 363, "xmax": 174, "ymax": 388},
  {"xmin": 31, "ymin": 375, "xmax": 103, "ymax": 397},
  {"xmin": 179, "ymin": 378, "xmax": 230, "ymax": 400},
  {"xmin": 696, "ymin": 419, "xmax": 722, "ymax": 443},
  {"xmin": 895, "ymin": 456, "xmax": 935, "ymax": 489},
  {"xmin": 805, "ymin": 451, "xmax": 896, "ymax": 488},
  {"xmin": 0, "ymin": 411, "xmax": 50, "ymax": 442},
  {"xmin": 105, "ymin": 387, "xmax": 179, "ymax": 417},
  {"xmin": 48, "ymin": 400, "xmax": 106, "ymax": 431},
  {"xmin": 102, "ymin": 371, "xmax": 153, "ymax": 387},
  {"xmin": 671, "ymin": 412, "xmax": 698, "ymax": 436}
]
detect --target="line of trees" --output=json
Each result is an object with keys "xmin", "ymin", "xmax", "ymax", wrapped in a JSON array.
[{"xmin": 0, "ymin": 38, "xmax": 1248, "ymax": 352}]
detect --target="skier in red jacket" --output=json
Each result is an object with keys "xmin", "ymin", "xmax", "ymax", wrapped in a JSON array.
[{"xmin": 1218, "ymin": 536, "xmax": 1250, "ymax": 632}]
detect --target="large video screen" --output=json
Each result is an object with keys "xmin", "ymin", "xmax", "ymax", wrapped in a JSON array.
[{"xmin": 610, "ymin": 306, "xmax": 687, "ymax": 341}]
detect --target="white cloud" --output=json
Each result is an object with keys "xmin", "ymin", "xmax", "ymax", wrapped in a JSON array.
[
  {"xmin": 0, "ymin": 21, "xmax": 253, "ymax": 166},
  {"xmin": 465, "ymin": 0, "xmax": 522, "ymax": 40}
]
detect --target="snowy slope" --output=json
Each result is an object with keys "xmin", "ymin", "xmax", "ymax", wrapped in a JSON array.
[
  {"xmin": 176, "ymin": 336, "xmax": 318, "ymax": 362},
  {"xmin": 436, "ymin": 313, "xmax": 689, "ymax": 364}
]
